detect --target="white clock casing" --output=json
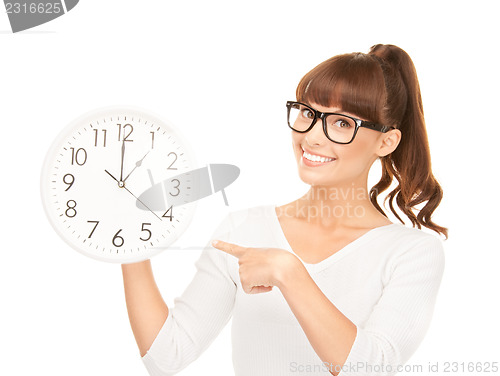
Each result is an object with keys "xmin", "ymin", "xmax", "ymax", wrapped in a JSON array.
[{"xmin": 40, "ymin": 106, "xmax": 199, "ymax": 264}]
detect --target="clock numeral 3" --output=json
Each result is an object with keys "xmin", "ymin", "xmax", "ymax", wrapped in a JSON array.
[{"xmin": 169, "ymin": 179, "xmax": 180, "ymax": 196}]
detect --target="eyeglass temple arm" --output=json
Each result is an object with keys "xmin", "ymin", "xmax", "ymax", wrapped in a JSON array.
[{"xmin": 361, "ymin": 121, "xmax": 395, "ymax": 133}]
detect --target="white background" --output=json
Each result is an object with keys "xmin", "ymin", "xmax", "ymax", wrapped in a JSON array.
[{"xmin": 1, "ymin": 1, "xmax": 499, "ymax": 375}]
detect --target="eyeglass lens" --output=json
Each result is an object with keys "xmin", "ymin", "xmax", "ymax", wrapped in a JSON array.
[{"xmin": 288, "ymin": 103, "xmax": 356, "ymax": 143}]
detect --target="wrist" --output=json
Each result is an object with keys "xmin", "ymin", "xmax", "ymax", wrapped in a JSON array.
[{"xmin": 273, "ymin": 252, "xmax": 306, "ymax": 290}]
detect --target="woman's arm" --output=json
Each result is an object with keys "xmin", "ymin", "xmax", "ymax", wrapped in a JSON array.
[
  {"xmin": 277, "ymin": 255, "xmax": 356, "ymax": 375},
  {"xmin": 212, "ymin": 240, "xmax": 355, "ymax": 374},
  {"xmin": 275, "ymin": 239, "xmax": 446, "ymax": 376},
  {"xmin": 122, "ymin": 260, "xmax": 169, "ymax": 357},
  {"xmin": 277, "ymin": 260, "xmax": 356, "ymax": 375},
  {"xmin": 213, "ymin": 236, "xmax": 445, "ymax": 376}
]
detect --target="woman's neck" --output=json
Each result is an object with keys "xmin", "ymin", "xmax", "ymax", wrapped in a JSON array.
[{"xmin": 290, "ymin": 182, "xmax": 390, "ymax": 229}]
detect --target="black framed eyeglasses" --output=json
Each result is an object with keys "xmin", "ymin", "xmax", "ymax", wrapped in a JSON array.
[{"xmin": 286, "ymin": 101, "xmax": 395, "ymax": 145}]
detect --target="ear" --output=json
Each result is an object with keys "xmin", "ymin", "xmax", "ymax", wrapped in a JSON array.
[{"xmin": 376, "ymin": 128, "xmax": 401, "ymax": 157}]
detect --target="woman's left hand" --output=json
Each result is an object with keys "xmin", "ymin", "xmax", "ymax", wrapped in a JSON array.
[{"xmin": 212, "ymin": 240, "xmax": 301, "ymax": 294}]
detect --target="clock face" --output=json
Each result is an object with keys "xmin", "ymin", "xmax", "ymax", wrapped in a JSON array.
[{"xmin": 40, "ymin": 106, "xmax": 198, "ymax": 263}]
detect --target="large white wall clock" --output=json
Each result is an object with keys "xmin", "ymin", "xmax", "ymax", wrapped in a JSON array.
[{"xmin": 40, "ymin": 106, "xmax": 199, "ymax": 263}]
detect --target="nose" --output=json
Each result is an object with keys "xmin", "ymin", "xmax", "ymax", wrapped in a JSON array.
[{"xmin": 305, "ymin": 117, "xmax": 327, "ymax": 146}]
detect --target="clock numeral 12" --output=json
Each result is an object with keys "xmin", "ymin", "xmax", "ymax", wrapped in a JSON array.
[{"xmin": 117, "ymin": 123, "xmax": 134, "ymax": 142}]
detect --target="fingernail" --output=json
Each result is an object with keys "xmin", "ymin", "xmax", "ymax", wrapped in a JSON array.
[{"xmin": 212, "ymin": 240, "xmax": 219, "ymax": 247}]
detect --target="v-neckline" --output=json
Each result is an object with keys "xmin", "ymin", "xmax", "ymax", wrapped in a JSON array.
[{"xmin": 270, "ymin": 204, "xmax": 399, "ymax": 273}]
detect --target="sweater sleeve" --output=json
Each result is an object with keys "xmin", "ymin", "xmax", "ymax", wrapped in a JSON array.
[
  {"xmin": 338, "ymin": 236, "xmax": 446, "ymax": 376},
  {"xmin": 141, "ymin": 213, "xmax": 236, "ymax": 376}
]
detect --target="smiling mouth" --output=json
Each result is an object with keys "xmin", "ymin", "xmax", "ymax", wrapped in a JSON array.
[{"xmin": 301, "ymin": 147, "xmax": 336, "ymax": 164}]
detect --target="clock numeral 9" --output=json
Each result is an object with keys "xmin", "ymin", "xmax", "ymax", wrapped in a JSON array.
[
  {"xmin": 70, "ymin": 147, "xmax": 87, "ymax": 166},
  {"xmin": 63, "ymin": 174, "xmax": 74, "ymax": 191}
]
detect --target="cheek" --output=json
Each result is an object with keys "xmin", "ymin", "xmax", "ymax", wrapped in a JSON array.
[
  {"xmin": 291, "ymin": 132, "xmax": 304, "ymax": 156},
  {"xmin": 342, "ymin": 130, "xmax": 377, "ymax": 158}
]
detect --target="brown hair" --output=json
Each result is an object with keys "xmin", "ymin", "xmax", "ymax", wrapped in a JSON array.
[{"xmin": 296, "ymin": 44, "xmax": 448, "ymax": 239}]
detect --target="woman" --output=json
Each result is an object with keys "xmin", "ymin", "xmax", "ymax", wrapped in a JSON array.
[{"xmin": 122, "ymin": 44, "xmax": 447, "ymax": 376}]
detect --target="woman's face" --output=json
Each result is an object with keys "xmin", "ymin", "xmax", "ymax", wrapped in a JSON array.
[{"xmin": 291, "ymin": 102, "xmax": 399, "ymax": 190}]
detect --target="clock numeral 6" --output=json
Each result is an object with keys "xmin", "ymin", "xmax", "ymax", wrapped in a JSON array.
[
  {"xmin": 65, "ymin": 200, "xmax": 77, "ymax": 218},
  {"xmin": 112, "ymin": 229, "xmax": 125, "ymax": 247}
]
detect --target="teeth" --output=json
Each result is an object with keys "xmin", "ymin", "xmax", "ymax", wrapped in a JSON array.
[{"xmin": 303, "ymin": 151, "xmax": 334, "ymax": 163}]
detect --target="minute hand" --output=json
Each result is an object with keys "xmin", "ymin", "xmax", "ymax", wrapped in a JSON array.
[
  {"xmin": 123, "ymin": 150, "xmax": 150, "ymax": 183},
  {"xmin": 119, "ymin": 139, "xmax": 126, "ymax": 182}
]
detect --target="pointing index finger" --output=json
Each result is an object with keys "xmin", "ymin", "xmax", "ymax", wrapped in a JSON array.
[{"xmin": 212, "ymin": 240, "xmax": 246, "ymax": 258}]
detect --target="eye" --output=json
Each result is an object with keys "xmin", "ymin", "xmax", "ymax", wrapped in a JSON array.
[
  {"xmin": 334, "ymin": 119, "xmax": 352, "ymax": 128},
  {"xmin": 301, "ymin": 109, "xmax": 314, "ymax": 120}
]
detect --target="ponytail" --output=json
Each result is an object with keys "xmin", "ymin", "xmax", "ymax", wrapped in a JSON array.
[{"xmin": 368, "ymin": 44, "xmax": 448, "ymax": 239}]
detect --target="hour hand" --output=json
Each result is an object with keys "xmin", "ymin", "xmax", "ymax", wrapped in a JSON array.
[
  {"xmin": 105, "ymin": 169, "xmax": 118, "ymax": 182},
  {"xmin": 105, "ymin": 169, "xmax": 125, "ymax": 188}
]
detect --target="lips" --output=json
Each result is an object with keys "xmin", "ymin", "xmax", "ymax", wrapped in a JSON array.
[{"xmin": 301, "ymin": 146, "xmax": 337, "ymax": 163}]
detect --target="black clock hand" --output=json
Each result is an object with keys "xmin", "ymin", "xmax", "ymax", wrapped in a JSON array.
[
  {"xmin": 123, "ymin": 150, "xmax": 150, "ymax": 183},
  {"xmin": 105, "ymin": 169, "xmax": 119, "ymax": 183},
  {"xmin": 104, "ymin": 169, "xmax": 162, "ymax": 221}
]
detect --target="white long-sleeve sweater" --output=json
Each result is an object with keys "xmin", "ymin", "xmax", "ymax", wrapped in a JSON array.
[{"xmin": 141, "ymin": 204, "xmax": 445, "ymax": 376}]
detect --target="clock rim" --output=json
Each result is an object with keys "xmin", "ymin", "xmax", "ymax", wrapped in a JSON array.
[{"xmin": 40, "ymin": 105, "xmax": 199, "ymax": 264}]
